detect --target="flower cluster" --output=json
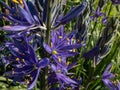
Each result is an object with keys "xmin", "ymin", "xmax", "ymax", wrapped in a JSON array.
[
  {"xmin": 0, "ymin": 0, "xmax": 119, "ymax": 90},
  {"xmin": 0, "ymin": 0, "xmax": 86, "ymax": 89}
]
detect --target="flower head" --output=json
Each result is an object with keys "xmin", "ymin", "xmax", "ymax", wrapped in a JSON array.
[
  {"xmin": 0, "ymin": 0, "xmax": 46, "ymax": 31},
  {"xmin": 43, "ymin": 26, "xmax": 84, "ymax": 61},
  {"xmin": 91, "ymin": 7, "xmax": 107, "ymax": 24},
  {"xmin": 4, "ymin": 36, "xmax": 49, "ymax": 89},
  {"xmin": 102, "ymin": 64, "xmax": 120, "ymax": 90},
  {"xmin": 50, "ymin": 64, "xmax": 78, "ymax": 89}
]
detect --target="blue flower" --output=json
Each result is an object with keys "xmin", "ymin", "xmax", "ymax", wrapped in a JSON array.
[
  {"xmin": 102, "ymin": 64, "xmax": 120, "ymax": 90},
  {"xmin": 43, "ymin": 26, "xmax": 85, "ymax": 60},
  {"xmin": 48, "ymin": 55, "xmax": 81, "ymax": 89},
  {"xmin": 4, "ymin": 36, "xmax": 49, "ymax": 90},
  {"xmin": 0, "ymin": 0, "xmax": 46, "ymax": 31},
  {"xmin": 102, "ymin": 64, "xmax": 114, "ymax": 80},
  {"xmin": 111, "ymin": 0, "xmax": 120, "ymax": 4},
  {"xmin": 54, "ymin": 2, "xmax": 87, "ymax": 28},
  {"xmin": 50, "ymin": 64, "xmax": 78, "ymax": 89},
  {"xmin": 91, "ymin": 7, "xmax": 107, "ymax": 24},
  {"xmin": 0, "ymin": 1, "xmax": 87, "ymax": 32}
]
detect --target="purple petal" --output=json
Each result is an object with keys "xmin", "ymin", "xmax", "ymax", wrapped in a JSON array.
[
  {"xmin": 43, "ymin": 43, "xmax": 52, "ymax": 54},
  {"xmin": 38, "ymin": 58, "xmax": 49, "ymax": 68},
  {"xmin": 102, "ymin": 73, "xmax": 114, "ymax": 79},
  {"xmin": 28, "ymin": 45, "xmax": 37, "ymax": 63},
  {"xmin": 57, "ymin": 50, "xmax": 79, "ymax": 57},
  {"xmin": 83, "ymin": 46, "xmax": 99, "ymax": 59},
  {"xmin": 59, "ymin": 44, "xmax": 84, "ymax": 50},
  {"xmin": 57, "ymin": 2, "xmax": 87, "ymax": 24},
  {"xmin": 51, "ymin": 64, "xmax": 57, "ymax": 72},
  {"xmin": 51, "ymin": 30, "xmax": 58, "ymax": 47},
  {"xmin": 104, "ymin": 64, "xmax": 112, "ymax": 72},
  {"xmin": 102, "ymin": 79, "xmax": 116, "ymax": 90},
  {"xmin": 28, "ymin": 69, "xmax": 40, "ymax": 89},
  {"xmin": 57, "ymin": 73, "xmax": 77, "ymax": 85},
  {"xmin": 102, "ymin": 17, "xmax": 107, "ymax": 24},
  {"xmin": 0, "ymin": 25, "xmax": 34, "ymax": 31},
  {"xmin": 19, "ymin": 6, "xmax": 34, "ymax": 24}
]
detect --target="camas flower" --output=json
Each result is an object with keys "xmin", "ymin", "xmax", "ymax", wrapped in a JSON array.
[
  {"xmin": 49, "ymin": 55, "xmax": 81, "ymax": 89},
  {"xmin": 0, "ymin": 0, "xmax": 87, "ymax": 32},
  {"xmin": 111, "ymin": 0, "xmax": 120, "ymax": 4},
  {"xmin": 102, "ymin": 64, "xmax": 120, "ymax": 90},
  {"xmin": 0, "ymin": 0, "xmax": 46, "ymax": 31},
  {"xmin": 50, "ymin": 64, "xmax": 78, "ymax": 89},
  {"xmin": 91, "ymin": 7, "xmax": 107, "ymax": 24},
  {"xmin": 4, "ymin": 36, "xmax": 49, "ymax": 90},
  {"xmin": 102, "ymin": 64, "xmax": 114, "ymax": 80},
  {"xmin": 43, "ymin": 26, "xmax": 85, "ymax": 60}
]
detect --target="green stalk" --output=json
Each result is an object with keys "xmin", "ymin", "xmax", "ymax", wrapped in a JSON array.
[
  {"xmin": 41, "ymin": 1, "xmax": 51, "ymax": 90},
  {"xmin": 46, "ymin": 0, "xmax": 51, "ymax": 45}
]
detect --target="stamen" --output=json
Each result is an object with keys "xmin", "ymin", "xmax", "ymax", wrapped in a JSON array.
[
  {"xmin": 12, "ymin": 68, "xmax": 14, "ymax": 74},
  {"xmin": 12, "ymin": 0, "xmax": 24, "ymax": 7},
  {"xmin": 16, "ymin": 58, "xmax": 20, "ymax": 61},
  {"xmin": 72, "ymin": 49, "xmax": 76, "ymax": 52},
  {"xmin": 52, "ymin": 50, "xmax": 57, "ymax": 55},
  {"xmin": 30, "ymin": 77, "xmax": 33, "ymax": 81},
  {"xmin": 57, "ymin": 70, "xmax": 61, "ymax": 73},
  {"xmin": 8, "ymin": 54, "xmax": 11, "ymax": 56},
  {"xmin": 58, "ymin": 36, "xmax": 63, "ymax": 39},
  {"xmin": 26, "ymin": 79, "xmax": 30, "ymax": 84},
  {"xmin": 50, "ymin": 42, "xmax": 53, "ymax": 48},
  {"xmin": 66, "ymin": 61, "xmax": 70, "ymax": 66},
  {"xmin": 58, "ymin": 57, "xmax": 62, "ymax": 62},
  {"xmin": 113, "ymin": 80, "xmax": 119, "ymax": 86},
  {"xmin": 22, "ymin": 59, "xmax": 25, "ymax": 63},
  {"xmin": 12, "ymin": 0, "xmax": 19, "ymax": 4},
  {"xmin": 12, "ymin": 71, "xmax": 15, "ymax": 75},
  {"xmin": 66, "ymin": 38, "xmax": 70, "ymax": 41}
]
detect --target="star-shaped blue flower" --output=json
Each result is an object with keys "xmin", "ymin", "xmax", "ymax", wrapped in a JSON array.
[
  {"xmin": 4, "ymin": 36, "xmax": 49, "ymax": 90},
  {"xmin": 43, "ymin": 26, "xmax": 85, "ymax": 60}
]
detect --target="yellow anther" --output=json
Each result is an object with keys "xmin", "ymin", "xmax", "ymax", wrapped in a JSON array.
[
  {"xmin": 30, "ymin": 77, "xmax": 33, "ymax": 81},
  {"xmin": 12, "ymin": 68, "xmax": 14, "ymax": 74},
  {"xmin": 12, "ymin": 0, "xmax": 19, "ymax": 4},
  {"xmin": 72, "ymin": 49, "xmax": 76, "ymax": 52},
  {"xmin": 50, "ymin": 42, "xmax": 53, "ymax": 48},
  {"xmin": 12, "ymin": 0, "xmax": 24, "ymax": 7},
  {"xmin": 66, "ymin": 61, "xmax": 70, "ymax": 66},
  {"xmin": 58, "ymin": 36, "xmax": 63, "ymax": 39},
  {"xmin": 26, "ymin": 79, "xmax": 30, "ymax": 84},
  {"xmin": 12, "ymin": 0, "xmax": 23, "ymax": 4},
  {"xmin": 22, "ymin": 59, "xmax": 25, "ymax": 63},
  {"xmin": 77, "ymin": 39, "xmax": 80, "ymax": 42},
  {"xmin": 113, "ymin": 80, "xmax": 119, "ymax": 86},
  {"xmin": 66, "ymin": 38, "xmax": 70, "ymax": 41},
  {"xmin": 52, "ymin": 50, "xmax": 57, "ymax": 55},
  {"xmin": 57, "ymin": 70, "xmax": 61, "ymax": 73},
  {"xmin": 58, "ymin": 57, "xmax": 62, "ymax": 62},
  {"xmin": 12, "ymin": 71, "xmax": 15, "ymax": 74},
  {"xmin": 8, "ymin": 54, "xmax": 11, "ymax": 56},
  {"xmin": 16, "ymin": 58, "xmax": 20, "ymax": 61}
]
